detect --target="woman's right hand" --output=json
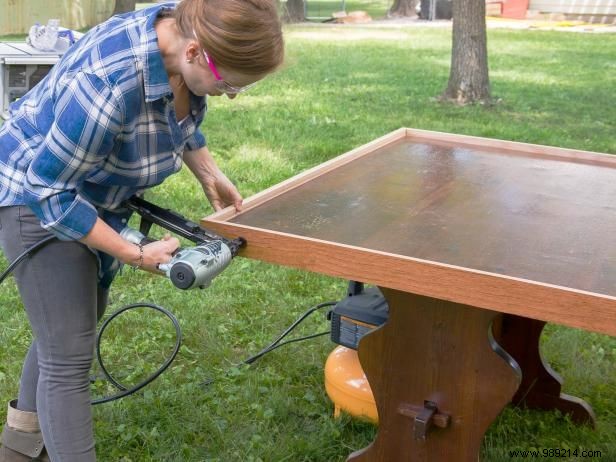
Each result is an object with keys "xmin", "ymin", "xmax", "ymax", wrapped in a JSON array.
[
  {"xmin": 138, "ymin": 234, "xmax": 180, "ymax": 273},
  {"xmin": 79, "ymin": 218, "xmax": 180, "ymax": 274}
]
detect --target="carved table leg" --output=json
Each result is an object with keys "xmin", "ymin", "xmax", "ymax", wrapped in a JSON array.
[
  {"xmin": 495, "ymin": 314, "xmax": 596, "ymax": 427},
  {"xmin": 347, "ymin": 289, "xmax": 521, "ymax": 462}
]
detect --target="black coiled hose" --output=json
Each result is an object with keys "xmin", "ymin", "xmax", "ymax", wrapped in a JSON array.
[
  {"xmin": 0, "ymin": 237, "xmax": 182, "ymax": 405},
  {"xmin": 2, "ymin": 236, "xmax": 336, "ymax": 403}
]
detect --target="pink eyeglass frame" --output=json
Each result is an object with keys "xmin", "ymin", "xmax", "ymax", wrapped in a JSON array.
[{"xmin": 193, "ymin": 29, "xmax": 257, "ymax": 94}]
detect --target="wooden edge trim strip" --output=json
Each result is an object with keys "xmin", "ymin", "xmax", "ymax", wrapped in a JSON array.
[
  {"xmin": 405, "ymin": 128, "xmax": 616, "ymax": 166},
  {"xmin": 207, "ymin": 128, "xmax": 408, "ymax": 222},
  {"xmin": 202, "ymin": 220, "xmax": 616, "ymax": 338}
]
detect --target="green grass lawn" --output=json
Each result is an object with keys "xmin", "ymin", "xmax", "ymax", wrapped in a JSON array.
[
  {"xmin": 301, "ymin": 0, "xmax": 392, "ymax": 19},
  {"xmin": 137, "ymin": 1, "xmax": 393, "ymax": 20},
  {"xmin": 1, "ymin": 23, "xmax": 615, "ymax": 462}
]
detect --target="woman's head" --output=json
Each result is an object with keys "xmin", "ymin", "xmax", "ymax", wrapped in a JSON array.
[{"xmin": 175, "ymin": 0, "xmax": 284, "ymax": 80}]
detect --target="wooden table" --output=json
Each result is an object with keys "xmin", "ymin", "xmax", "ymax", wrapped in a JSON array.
[{"xmin": 202, "ymin": 128, "xmax": 616, "ymax": 461}]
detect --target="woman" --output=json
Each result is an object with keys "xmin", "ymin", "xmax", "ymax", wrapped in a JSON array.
[{"xmin": 0, "ymin": 1, "xmax": 284, "ymax": 460}]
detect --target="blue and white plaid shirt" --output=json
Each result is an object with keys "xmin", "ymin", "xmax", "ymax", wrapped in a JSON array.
[{"xmin": 0, "ymin": 3, "xmax": 206, "ymax": 242}]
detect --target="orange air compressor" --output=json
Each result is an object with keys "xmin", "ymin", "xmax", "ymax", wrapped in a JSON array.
[{"xmin": 325, "ymin": 281, "xmax": 388, "ymax": 422}]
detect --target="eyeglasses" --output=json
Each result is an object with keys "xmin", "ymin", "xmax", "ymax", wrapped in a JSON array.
[{"xmin": 193, "ymin": 30, "xmax": 257, "ymax": 95}]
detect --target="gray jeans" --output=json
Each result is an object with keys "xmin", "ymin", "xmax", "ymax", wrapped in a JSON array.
[{"xmin": 0, "ymin": 206, "xmax": 107, "ymax": 462}]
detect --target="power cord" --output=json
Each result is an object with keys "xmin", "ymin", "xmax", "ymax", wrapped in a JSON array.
[
  {"xmin": 244, "ymin": 301, "xmax": 336, "ymax": 365},
  {"xmin": 1, "ymin": 237, "xmax": 337, "ymax": 403},
  {"xmin": 201, "ymin": 301, "xmax": 336, "ymax": 387}
]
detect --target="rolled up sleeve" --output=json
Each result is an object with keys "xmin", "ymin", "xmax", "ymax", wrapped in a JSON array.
[
  {"xmin": 185, "ymin": 129, "xmax": 206, "ymax": 151},
  {"xmin": 23, "ymin": 71, "xmax": 122, "ymax": 240}
]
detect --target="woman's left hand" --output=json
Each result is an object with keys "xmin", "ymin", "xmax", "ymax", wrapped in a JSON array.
[
  {"xmin": 202, "ymin": 169, "xmax": 243, "ymax": 212},
  {"xmin": 183, "ymin": 146, "xmax": 243, "ymax": 213}
]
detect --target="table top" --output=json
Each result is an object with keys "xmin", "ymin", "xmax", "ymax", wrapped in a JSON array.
[{"xmin": 203, "ymin": 129, "xmax": 616, "ymax": 335}]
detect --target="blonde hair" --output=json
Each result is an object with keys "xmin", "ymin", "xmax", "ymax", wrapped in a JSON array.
[{"xmin": 175, "ymin": 0, "xmax": 284, "ymax": 75}]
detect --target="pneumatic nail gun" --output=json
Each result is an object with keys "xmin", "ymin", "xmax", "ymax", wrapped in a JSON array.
[{"xmin": 121, "ymin": 196, "xmax": 245, "ymax": 290}]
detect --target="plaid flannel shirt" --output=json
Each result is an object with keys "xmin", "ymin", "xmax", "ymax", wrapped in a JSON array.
[{"xmin": 0, "ymin": 3, "xmax": 207, "ymax": 242}]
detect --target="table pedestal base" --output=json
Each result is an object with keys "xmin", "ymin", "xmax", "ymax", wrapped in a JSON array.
[
  {"xmin": 348, "ymin": 289, "xmax": 521, "ymax": 462},
  {"xmin": 496, "ymin": 315, "xmax": 596, "ymax": 427}
]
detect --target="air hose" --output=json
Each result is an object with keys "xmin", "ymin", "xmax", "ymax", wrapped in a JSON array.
[
  {"xmin": 0, "ymin": 237, "xmax": 182, "ymax": 405},
  {"xmin": 1, "ymin": 237, "xmax": 336, "ymax": 403},
  {"xmin": 91, "ymin": 302, "xmax": 182, "ymax": 405}
]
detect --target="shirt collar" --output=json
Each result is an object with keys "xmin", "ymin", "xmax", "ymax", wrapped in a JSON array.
[{"xmin": 140, "ymin": 4, "xmax": 176, "ymax": 102}]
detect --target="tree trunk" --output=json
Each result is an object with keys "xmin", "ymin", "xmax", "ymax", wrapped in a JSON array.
[
  {"xmin": 441, "ymin": 0, "xmax": 491, "ymax": 105},
  {"xmin": 283, "ymin": 0, "xmax": 306, "ymax": 23},
  {"xmin": 418, "ymin": 0, "xmax": 431, "ymax": 18},
  {"xmin": 113, "ymin": 0, "xmax": 137, "ymax": 15},
  {"xmin": 388, "ymin": 0, "xmax": 418, "ymax": 18}
]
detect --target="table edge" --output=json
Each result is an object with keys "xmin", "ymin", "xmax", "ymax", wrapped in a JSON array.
[{"xmin": 202, "ymin": 220, "xmax": 616, "ymax": 337}]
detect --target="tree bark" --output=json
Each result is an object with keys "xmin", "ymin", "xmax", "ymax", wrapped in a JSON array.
[
  {"xmin": 418, "ymin": 0, "xmax": 431, "ymax": 18},
  {"xmin": 441, "ymin": 0, "xmax": 491, "ymax": 105},
  {"xmin": 283, "ymin": 0, "xmax": 306, "ymax": 23},
  {"xmin": 388, "ymin": 0, "xmax": 418, "ymax": 18},
  {"xmin": 113, "ymin": 0, "xmax": 137, "ymax": 15}
]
